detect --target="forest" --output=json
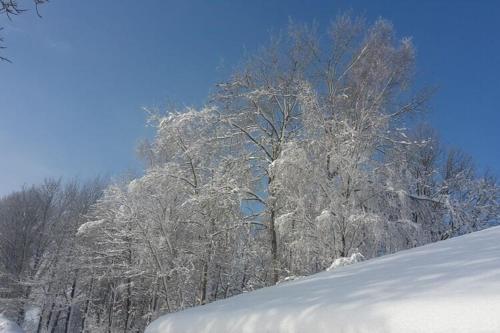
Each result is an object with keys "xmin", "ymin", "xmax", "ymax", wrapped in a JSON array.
[{"xmin": 1, "ymin": 15, "xmax": 499, "ymax": 332}]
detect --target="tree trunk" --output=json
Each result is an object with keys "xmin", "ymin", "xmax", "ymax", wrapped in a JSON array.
[
  {"xmin": 64, "ymin": 275, "xmax": 78, "ymax": 333},
  {"xmin": 50, "ymin": 310, "xmax": 62, "ymax": 333},
  {"xmin": 124, "ymin": 277, "xmax": 132, "ymax": 333},
  {"xmin": 107, "ymin": 284, "xmax": 116, "ymax": 333},
  {"xmin": 268, "ymin": 174, "xmax": 279, "ymax": 285},
  {"xmin": 269, "ymin": 208, "xmax": 279, "ymax": 284},
  {"xmin": 80, "ymin": 276, "xmax": 94, "ymax": 332}
]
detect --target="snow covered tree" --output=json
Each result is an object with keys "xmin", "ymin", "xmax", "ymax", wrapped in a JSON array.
[
  {"xmin": 241, "ymin": 16, "xmax": 430, "ymax": 278},
  {"xmin": 76, "ymin": 106, "xmax": 261, "ymax": 330},
  {"xmin": 0, "ymin": 178, "xmax": 104, "ymax": 332},
  {"xmin": 214, "ymin": 30, "xmax": 318, "ymax": 283}
]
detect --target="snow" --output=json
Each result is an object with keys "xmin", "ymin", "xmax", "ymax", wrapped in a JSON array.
[
  {"xmin": 326, "ymin": 252, "xmax": 364, "ymax": 271},
  {"xmin": 0, "ymin": 315, "xmax": 24, "ymax": 333},
  {"xmin": 315, "ymin": 209, "xmax": 333, "ymax": 223},
  {"xmin": 146, "ymin": 226, "xmax": 500, "ymax": 333},
  {"xmin": 277, "ymin": 275, "xmax": 304, "ymax": 285},
  {"xmin": 76, "ymin": 219, "xmax": 105, "ymax": 236}
]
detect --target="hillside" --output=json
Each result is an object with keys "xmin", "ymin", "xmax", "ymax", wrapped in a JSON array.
[{"xmin": 146, "ymin": 227, "xmax": 500, "ymax": 333}]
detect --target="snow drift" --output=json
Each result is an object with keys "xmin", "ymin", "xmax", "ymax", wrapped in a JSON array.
[{"xmin": 146, "ymin": 226, "xmax": 500, "ymax": 333}]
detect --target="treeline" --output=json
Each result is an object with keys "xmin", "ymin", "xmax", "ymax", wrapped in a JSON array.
[
  {"xmin": 0, "ymin": 178, "xmax": 105, "ymax": 332},
  {"xmin": 1, "ymin": 16, "xmax": 499, "ymax": 332}
]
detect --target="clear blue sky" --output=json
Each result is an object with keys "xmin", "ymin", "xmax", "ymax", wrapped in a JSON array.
[{"xmin": 0, "ymin": 0, "xmax": 499, "ymax": 195}]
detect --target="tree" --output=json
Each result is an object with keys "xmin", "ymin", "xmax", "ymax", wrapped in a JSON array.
[
  {"xmin": 214, "ymin": 16, "xmax": 430, "ymax": 281},
  {"xmin": 214, "ymin": 22, "xmax": 321, "ymax": 284},
  {"xmin": 0, "ymin": 178, "xmax": 104, "ymax": 332}
]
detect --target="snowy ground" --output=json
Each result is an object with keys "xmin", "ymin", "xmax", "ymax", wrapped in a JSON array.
[
  {"xmin": 0, "ymin": 315, "xmax": 23, "ymax": 333},
  {"xmin": 146, "ymin": 226, "xmax": 500, "ymax": 333}
]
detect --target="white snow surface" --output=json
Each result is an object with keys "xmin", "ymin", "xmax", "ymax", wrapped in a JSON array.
[
  {"xmin": 0, "ymin": 315, "xmax": 24, "ymax": 333},
  {"xmin": 326, "ymin": 252, "xmax": 364, "ymax": 271},
  {"xmin": 146, "ymin": 226, "xmax": 500, "ymax": 333}
]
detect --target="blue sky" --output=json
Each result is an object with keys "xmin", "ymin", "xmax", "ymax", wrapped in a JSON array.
[{"xmin": 0, "ymin": 0, "xmax": 499, "ymax": 195}]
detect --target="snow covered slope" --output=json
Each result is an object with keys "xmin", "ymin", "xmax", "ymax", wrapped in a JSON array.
[
  {"xmin": 146, "ymin": 227, "xmax": 500, "ymax": 333},
  {"xmin": 0, "ymin": 315, "xmax": 24, "ymax": 333}
]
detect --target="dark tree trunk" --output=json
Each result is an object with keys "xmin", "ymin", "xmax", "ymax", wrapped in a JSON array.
[
  {"xmin": 80, "ymin": 276, "xmax": 94, "ymax": 332},
  {"xmin": 64, "ymin": 275, "xmax": 78, "ymax": 333}
]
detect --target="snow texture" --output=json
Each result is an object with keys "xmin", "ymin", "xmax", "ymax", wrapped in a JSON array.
[
  {"xmin": 326, "ymin": 252, "xmax": 364, "ymax": 271},
  {"xmin": 0, "ymin": 315, "xmax": 24, "ymax": 333},
  {"xmin": 146, "ymin": 226, "xmax": 500, "ymax": 333},
  {"xmin": 76, "ymin": 219, "xmax": 105, "ymax": 236}
]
